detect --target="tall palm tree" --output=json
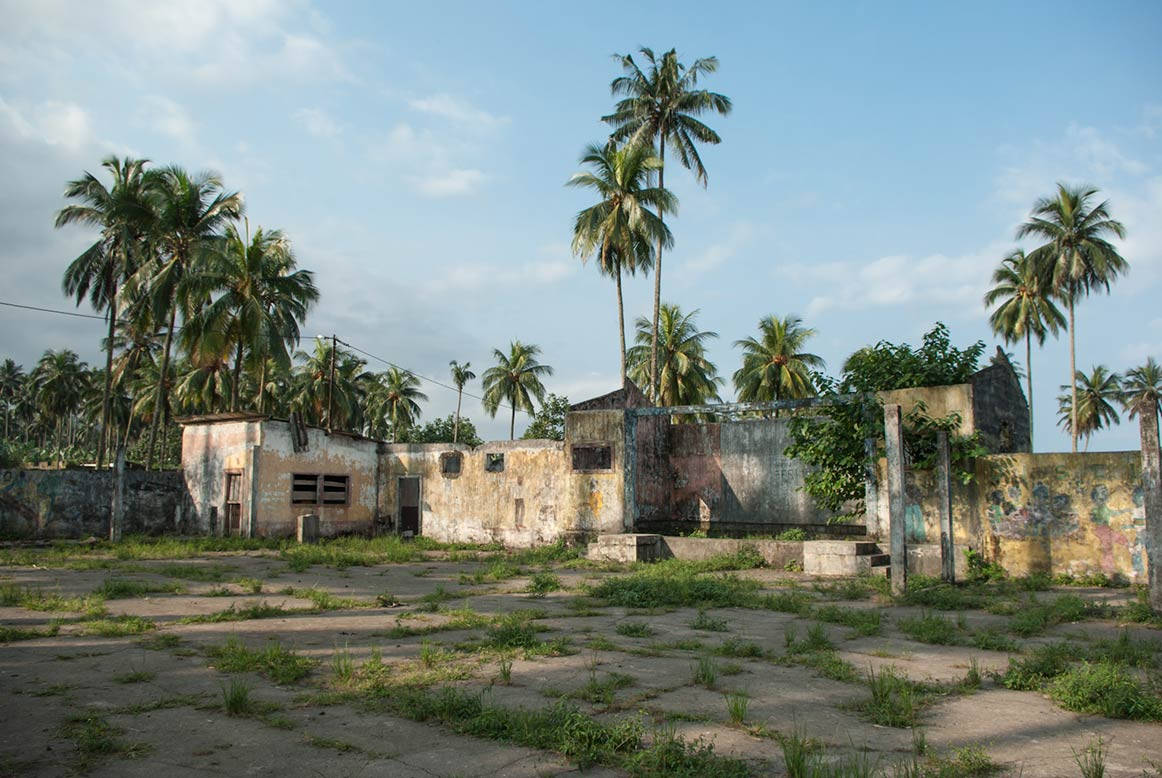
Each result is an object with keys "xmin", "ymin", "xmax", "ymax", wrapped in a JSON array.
[
  {"xmin": 732, "ymin": 315, "xmax": 824, "ymax": 408},
  {"xmin": 30, "ymin": 350, "xmax": 89, "ymax": 463},
  {"xmin": 481, "ymin": 341, "xmax": 554, "ymax": 440},
  {"xmin": 449, "ymin": 360, "xmax": 475, "ymax": 444},
  {"xmin": 983, "ymin": 248, "xmax": 1067, "ymax": 445},
  {"xmin": 627, "ymin": 303, "xmax": 722, "ymax": 407},
  {"xmin": 183, "ymin": 221, "xmax": 318, "ymax": 412},
  {"xmin": 289, "ymin": 340, "xmax": 369, "ymax": 431},
  {"xmin": 370, "ymin": 367, "xmax": 428, "ymax": 442},
  {"xmin": 1017, "ymin": 184, "xmax": 1128, "ymax": 452},
  {"xmin": 0, "ymin": 359, "xmax": 24, "ymax": 439},
  {"xmin": 1057, "ymin": 366, "xmax": 1122, "ymax": 451},
  {"xmin": 138, "ymin": 166, "xmax": 243, "ymax": 469},
  {"xmin": 567, "ymin": 140, "xmax": 674, "ymax": 384},
  {"xmin": 604, "ymin": 47, "xmax": 731, "ymax": 401},
  {"xmin": 55, "ymin": 156, "xmax": 153, "ymax": 468},
  {"xmin": 1121, "ymin": 357, "xmax": 1162, "ymax": 426}
]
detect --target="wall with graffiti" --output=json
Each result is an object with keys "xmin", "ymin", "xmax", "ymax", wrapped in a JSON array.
[
  {"xmin": 0, "ymin": 468, "xmax": 186, "ymax": 538},
  {"xmin": 879, "ymin": 451, "xmax": 1146, "ymax": 582}
]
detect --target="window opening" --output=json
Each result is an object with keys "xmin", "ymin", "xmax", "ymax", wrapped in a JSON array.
[
  {"xmin": 441, "ymin": 452, "xmax": 462, "ymax": 477},
  {"xmin": 571, "ymin": 444, "xmax": 612, "ymax": 472},
  {"xmin": 485, "ymin": 453, "xmax": 505, "ymax": 473}
]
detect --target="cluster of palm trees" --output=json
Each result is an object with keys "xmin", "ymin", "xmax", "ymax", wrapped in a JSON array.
[
  {"xmin": 984, "ymin": 183, "xmax": 1160, "ymax": 451},
  {"xmin": 569, "ymin": 47, "xmax": 731, "ymax": 399}
]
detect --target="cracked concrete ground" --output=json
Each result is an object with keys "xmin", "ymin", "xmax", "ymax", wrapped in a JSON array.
[{"xmin": 1, "ymin": 549, "xmax": 1160, "ymax": 777}]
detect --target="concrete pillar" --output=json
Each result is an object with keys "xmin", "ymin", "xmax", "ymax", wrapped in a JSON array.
[
  {"xmin": 884, "ymin": 404, "xmax": 907, "ymax": 595},
  {"xmin": 109, "ymin": 445, "xmax": 125, "ymax": 542},
  {"xmin": 936, "ymin": 431, "xmax": 955, "ymax": 583},
  {"xmin": 622, "ymin": 411, "xmax": 638, "ymax": 533},
  {"xmin": 1140, "ymin": 410, "xmax": 1162, "ymax": 611},
  {"xmin": 297, "ymin": 513, "xmax": 320, "ymax": 544},
  {"xmin": 863, "ymin": 437, "xmax": 879, "ymax": 536}
]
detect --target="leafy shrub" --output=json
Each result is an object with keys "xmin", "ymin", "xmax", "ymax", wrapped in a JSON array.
[{"xmin": 1049, "ymin": 661, "xmax": 1162, "ymax": 720}]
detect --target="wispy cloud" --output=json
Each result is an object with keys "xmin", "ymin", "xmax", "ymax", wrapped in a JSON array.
[
  {"xmin": 139, "ymin": 96, "xmax": 195, "ymax": 145},
  {"xmin": 412, "ymin": 168, "xmax": 485, "ymax": 197},
  {"xmin": 294, "ymin": 107, "xmax": 341, "ymax": 138},
  {"xmin": 676, "ymin": 222, "xmax": 755, "ymax": 280},
  {"xmin": 408, "ymin": 94, "xmax": 508, "ymax": 128},
  {"xmin": 0, "ymin": 97, "xmax": 93, "ymax": 152}
]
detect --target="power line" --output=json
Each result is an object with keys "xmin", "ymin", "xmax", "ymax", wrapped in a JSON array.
[{"xmin": 0, "ymin": 298, "xmax": 530, "ymax": 416}]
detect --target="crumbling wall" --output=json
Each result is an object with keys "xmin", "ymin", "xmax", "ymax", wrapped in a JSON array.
[
  {"xmin": 181, "ymin": 419, "xmax": 260, "ymax": 534},
  {"xmin": 0, "ymin": 468, "xmax": 185, "ymax": 538},
  {"xmin": 971, "ymin": 363, "xmax": 1031, "ymax": 453},
  {"xmin": 878, "ymin": 451, "xmax": 1147, "ymax": 582}
]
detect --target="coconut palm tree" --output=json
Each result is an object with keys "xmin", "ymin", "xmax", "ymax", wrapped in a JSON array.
[
  {"xmin": 55, "ymin": 156, "xmax": 154, "ymax": 468},
  {"xmin": 983, "ymin": 248, "xmax": 1067, "ymax": 445},
  {"xmin": 30, "ymin": 350, "xmax": 89, "ymax": 463},
  {"xmin": 481, "ymin": 341, "xmax": 554, "ymax": 440},
  {"xmin": 449, "ymin": 360, "xmax": 476, "ymax": 444},
  {"xmin": 627, "ymin": 303, "xmax": 722, "ymax": 407},
  {"xmin": 604, "ymin": 47, "xmax": 731, "ymax": 401},
  {"xmin": 138, "ymin": 166, "xmax": 243, "ymax": 468},
  {"xmin": 370, "ymin": 367, "xmax": 428, "ymax": 442},
  {"xmin": 1121, "ymin": 357, "xmax": 1162, "ymax": 423},
  {"xmin": 567, "ymin": 140, "xmax": 674, "ymax": 385},
  {"xmin": 1017, "ymin": 184, "xmax": 1128, "ymax": 452},
  {"xmin": 289, "ymin": 340, "xmax": 369, "ymax": 431},
  {"xmin": 0, "ymin": 359, "xmax": 24, "ymax": 440},
  {"xmin": 183, "ymin": 221, "xmax": 318, "ymax": 412},
  {"xmin": 732, "ymin": 315, "xmax": 824, "ymax": 408},
  {"xmin": 1057, "ymin": 366, "xmax": 1122, "ymax": 450}
]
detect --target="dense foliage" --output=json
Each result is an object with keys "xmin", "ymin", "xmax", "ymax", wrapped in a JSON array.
[
  {"xmin": 521, "ymin": 394, "xmax": 571, "ymax": 441},
  {"xmin": 785, "ymin": 323, "xmax": 986, "ymax": 516}
]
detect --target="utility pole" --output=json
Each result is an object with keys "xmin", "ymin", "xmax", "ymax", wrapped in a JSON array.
[{"xmin": 327, "ymin": 334, "xmax": 337, "ymax": 434}]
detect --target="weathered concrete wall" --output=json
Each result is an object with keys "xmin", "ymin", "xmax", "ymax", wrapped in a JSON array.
[
  {"xmin": 379, "ymin": 440, "xmax": 569, "ymax": 546},
  {"xmin": 182, "ymin": 419, "xmax": 260, "ymax": 534},
  {"xmin": 878, "ymin": 451, "xmax": 1148, "ymax": 582},
  {"xmin": 564, "ymin": 410, "xmax": 626, "ymax": 536},
  {"xmin": 878, "ymin": 384, "xmax": 975, "ymax": 437},
  {"xmin": 256, "ymin": 423, "xmax": 379, "ymax": 537},
  {"xmin": 0, "ymin": 468, "xmax": 184, "ymax": 538},
  {"xmin": 639, "ymin": 418, "xmax": 833, "ymax": 533},
  {"xmin": 970, "ymin": 363, "xmax": 1032, "ymax": 453}
]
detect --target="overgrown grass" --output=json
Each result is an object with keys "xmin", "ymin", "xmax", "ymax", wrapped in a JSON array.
[
  {"xmin": 897, "ymin": 612, "xmax": 962, "ymax": 645},
  {"xmin": 588, "ymin": 564, "xmax": 760, "ymax": 609},
  {"xmin": 112, "ymin": 670, "xmax": 156, "ymax": 684},
  {"xmin": 74, "ymin": 615, "xmax": 156, "ymax": 637},
  {"xmin": 1007, "ymin": 594, "xmax": 1089, "ymax": 637},
  {"xmin": 282, "ymin": 586, "xmax": 368, "ymax": 611},
  {"xmin": 814, "ymin": 604, "xmax": 882, "ymax": 637},
  {"xmin": 0, "ymin": 624, "xmax": 60, "ymax": 643},
  {"xmin": 0, "ymin": 582, "xmax": 106, "ymax": 616},
  {"xmin": 779, "ymin": 624, "xmax": 860, "ymax": 683},
  {"xmin": 178, "ymin": 601, "xmax": 295, "ymax": 624},
  {"xmin": 1048, "ymin": 661, "xmax": 1162, "ymax": 721},
  {"xmin": 525, "ymin": 572, "xmax": 562, "ymax": 598},
  {"xmin": 759, "ymin": 590, "xmax": 813, "ymax": 616},
  {"xmin": 693, "ymin": 655, "xmax": 719, "ymax": 688},
  {"xmin": 998, "ymin": 642, "xmax": 1082, "ymax": 690},
  {"xmin": 567, "ymin": 670, "xmax": 635, "ymax": 705},
  {"xmin": 58, "ymin": 711, "xmax": 151, "ymax": 771},
  {"xmin": 386, "ymin": 608, "xmax": 493, "ymax": 638},
  {"xmin": 858, "ymin": 666, "xmax": 919, "ymax": 728},
  {"xmin": 95, "ymin": 578, "xmax": 184, "ymax": 599},
  {"xmin": 616, "ymin": 621, "xmax": 655, "ymax": 638},
  {"xmin": 1086, "ymin": 630, "xmax": 1160, "ymax": 668},
  {"xmin": 205, "ymin": 636, "xmax": 317, "ymax": 684}
]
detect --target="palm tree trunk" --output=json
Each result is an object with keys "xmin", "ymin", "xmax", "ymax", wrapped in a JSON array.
[
  {"xmin": 230, "ymin": 340, "xmax": 244, "ymax": 412},
  {"xmin": 256, "ymin": 361, "xmax": 267, "ymax": 414},
  {"xmin": 1068, "ymin": 297, "xmax": 1078, "ymax": 454},
  {"xmin": 616, "ymin": 263, "xmax": 627, "ymax": 387},
  {"xmin": 1025, "ymin": 330, "xmax": 1034, "ymax": 450},
  {"xmin": 650, "ymin": 139, "xmax": 665, "ymax": 404},
  {"xmin": 509, "ymin": 403, "xmax": 516, "ymax": 441},
  {"xmin": 147, "ymin": 307, "xmax": 177, "ymax": 471},
  {"xmin": 123, "ymin": 405, "xmax": 135, "ymax": 451},
  {"xmin": 97, "ymin": 281, "xmax": 117, "ymax": 470},
  {"xmin": 453, "ymin": 388, "xmax": 462, "ymax": 444}
]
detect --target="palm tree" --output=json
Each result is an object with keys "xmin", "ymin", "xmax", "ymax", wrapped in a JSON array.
[
  {"xmin": 604, "ymin": 47, "xmax": 731, "ymax": 401},
  {"xmin": 482, "ymin": 341, "xmax": 554, "ymax": 440},
  {"xmin": 30, "ymin": 350, "xmax": 89, "ymax": 463},
  {"xmin": 0, "ymin": 359, "xmax": 24, "ymax": 439},
  {"xmin": 370, "ymin": 368, "xmax": 428, "ymax": 442},
  {"xmin": 55, "ymin": 156, "xmax": 153, "ymax": 468},
  {"xmin": 449, "ymin": 360, "xmax": 476, "ymax": 444},
  {"xmin": 983, "ymin": 249, "xmax": 1066, "ymax": 445},
  {"xmin": 138, "ymin": 166, "xmax": 243, "ymax": 468},
  {"xmin": 1017, "ymin": 184, "xmax": 1128, "ymax": 452},
  {"xmin": 183, "ymin": 221, "xmax": 318, "ymax": 412},
  {"xmin": 1057, "ymin": 366, "xmax": 1122, "ymax": 451},
  {"xmin": 627, "ymin": 303, "xmax": 722, "ymax": 407},
  {"xmin": 1121, "ymin": 357, "xmax": 1162, "ymax": 425},
  {"xmin": 567, "ymin": 140, "xmax": 674, "ymax": 384},
  {"xmin": 733, "ymin": 315, "xmax": 824, "ymax": 408},
  {"xmin": 289, "ymin": 340, "xmax": 369, "ymax": 431}
]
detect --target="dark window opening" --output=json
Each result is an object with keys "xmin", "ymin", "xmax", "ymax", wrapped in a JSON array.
[
  {"xmin": 292, "ymin": 473, "xmax": 319, "ymax": 504},
  {"xmin": 225, "ymin": 472, "xmax": 242, "ymax": 535},
  {"xmin": 485, "ymin": 453, "xmax": 505, "ymax": 473},
  {"xmin": 441, "ymin": 452, "xmax": 462, "ymax": 477},
  {"xmin": 572, "ymin": 444, "xmax": 612, "ymax": 472},
  {"xmin": 321, "ymin": 475, "xmax": 350, "ymax": 505}
]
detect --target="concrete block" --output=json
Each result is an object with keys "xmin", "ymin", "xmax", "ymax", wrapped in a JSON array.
[
  {"xmin": 297, "ymin": 513, "xmax": 320, "ymax": 544},
  {"xmin": 803, "ymin": 540, "xmax": 886, "ymax": 576},
  {"xmin": 588, "ymin": 533, "xmax": 662, "ymax": 563}
]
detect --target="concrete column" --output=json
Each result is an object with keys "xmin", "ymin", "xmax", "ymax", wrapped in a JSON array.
[
  {"xmin": 1140, "ymin": 409, "xmax": 1161, "ymax": 610},
  {"xmin": 884, "ymin": 404, "xmax": 907, "ymax": 595},
  {"xmin": 109, "ymin": 445, "xmax": 125, "ymax": 542},
  {"xmin": 936, "ymin": 430, "xmax": 955, "ymax": 583},
  {"xmin": 863, "ymin": 437, "xmax": 879, "ymax": 536},
  {"xmin": 622, "ymin": 411, "xmax": 637, "ymax": 533},
  {"xmin": 246, "ymin": 445, "xmax": 261, "ymax": 539}
]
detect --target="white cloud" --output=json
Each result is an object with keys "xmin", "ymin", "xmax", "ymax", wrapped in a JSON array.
[
  {"xmin": 139, "ymin": 96, "xmax": 195, "ymax": 145},
  {"xmin": 408, "ymin": 94, "xmax": 508, "ymax": 128},
  {"xmin": 294, "ymin": 107, "xmax": 341, "ymax": 138},
  {"xmin": 677, "ymin": 222, "xmax": 755, "ymax": 280},
  {"xmin": 413, "ymin": 168, "xmax": 485, "ymax": 197},
  {"xmin": 0, "ymin": 97, "xmax": 93, "ymax": 152}
]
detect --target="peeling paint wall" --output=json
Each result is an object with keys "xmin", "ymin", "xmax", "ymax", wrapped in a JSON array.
[
  {"xmin": 182, "ymin": 419, "xmax": 261, "ymax": 534},
  {"xmin": 877, "ymin": 451, "xmax": 1148, "ymax": 582},
  {"xmin": 0, "ymin": 468, "xmax": 184, "ymax": 538}
]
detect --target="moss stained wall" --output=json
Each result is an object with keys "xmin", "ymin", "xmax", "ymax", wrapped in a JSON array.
[{"xmin": 181, "ymin": 420, "xmax": 260, "ymax": 534}]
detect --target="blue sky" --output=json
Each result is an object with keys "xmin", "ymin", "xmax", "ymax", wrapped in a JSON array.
[{"xmin": 1, "ymin": 0, "xmax": 1160, "ymax": 448}]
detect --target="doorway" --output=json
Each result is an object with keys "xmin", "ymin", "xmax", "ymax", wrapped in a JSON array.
[
  {"xmin": 398, "ymin": 476, "xmax": 421, "ymax": 536},
  {"xmin": 224, "ymin": 471, "xmax": 243, "ymax": 536}
]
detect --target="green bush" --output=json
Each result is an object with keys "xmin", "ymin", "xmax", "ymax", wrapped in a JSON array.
[
  {"xmin": 1049, "ymin": 661, "xmax": 1162, "ymax": 721},
  {"xmin": 999, "ymin": 643, "xmax": 1078, "ymax": 690}
]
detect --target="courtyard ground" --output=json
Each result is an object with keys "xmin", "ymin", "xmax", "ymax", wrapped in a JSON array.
[{"xmin": 0, "ymin": 537, "xmax": 1159, "ymax": 777}]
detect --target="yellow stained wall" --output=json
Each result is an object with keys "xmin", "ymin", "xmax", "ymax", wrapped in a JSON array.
[
  {"xmin": 878, "ymin": 384, "xmax": 975, "ymax": 437},
  {"xmin": 181, "ymin": 420, "xmax": 261, "ymax": 534}
]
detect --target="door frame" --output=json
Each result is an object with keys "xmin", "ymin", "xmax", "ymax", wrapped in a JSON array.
[{"xmin": 396, "ymin": 476, "xmax": 422, "ymax": 536}]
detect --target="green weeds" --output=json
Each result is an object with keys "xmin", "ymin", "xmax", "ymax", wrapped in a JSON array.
[
  {"xmin": 588, "ymin": 566, "xmax": 760, "ymax": 609},
  {"xmin": 95, "ymin": 578, "xmax": 183, "ymax": 599},
  {"xmin": 525, "ymin": 571, "xmax": 563, "ymax": 597},
  {"xmin": 179, "ymin": 601, "xmax": 294, "ymax": 623},
  {"xmin": 693, "ymin": 655, "xmax": 719, "ymax": 688},
  {"xmin": 1048, "ymin": 661, "xmax": 1162, "ymax": 721},
  {"xmin": 205, "ymin": 636, "xmax": 317, "ymax": 684},
  {"xmin": 616, "ymin": 621, "xmax": 655, "ymax": 638},
  {"xmin": 815, "ymin": 604, "xmax": 882, "ymax": 636},
  {"xmin": 58, "ymin": 711, "xmax": 150, "ymax": 771},
  {"xmin": 690, "ymin": 609, "xmax": 729, "ymax": 632}
]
